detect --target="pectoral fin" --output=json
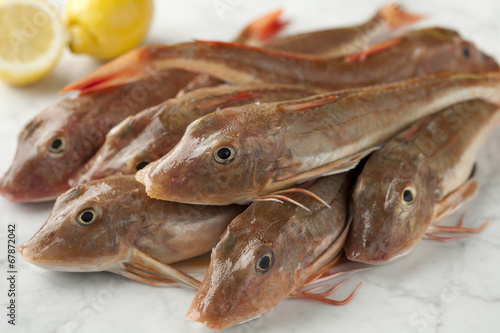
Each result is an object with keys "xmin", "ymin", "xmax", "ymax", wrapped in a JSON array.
[
  {"xmin": 117, "ymin": 248, "xmax": 201, "ymax": 289},
  {"xmin": 270, "ymin": 145, "xmax": 381, "ymax": 193},
  {"xmin": 433, "ymin": 178, "xmax": 479, "ymax": 221}
]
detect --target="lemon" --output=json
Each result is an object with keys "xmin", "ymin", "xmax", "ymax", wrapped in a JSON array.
[
  {"xmin": 66, "ymin": 0, "xmax": 154, "ymax": 60},
  {"xmin": 0, "ymin": 0, "xmax": 66, "ymax": 86}
]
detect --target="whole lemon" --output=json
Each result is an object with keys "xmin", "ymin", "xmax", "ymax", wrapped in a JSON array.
[{"xmin": 66, "ymin": 0, "xmax": 154, "ymax": 60}]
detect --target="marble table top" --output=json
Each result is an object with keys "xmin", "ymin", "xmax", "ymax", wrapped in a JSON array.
[{"xmin": 1, "ymin": 0, "xmax": 499, "ymax": 332}]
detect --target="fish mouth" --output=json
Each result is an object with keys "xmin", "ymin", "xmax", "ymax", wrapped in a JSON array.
[
  {"xmin": 186, "ymin": 306, "xmax": 248, "ymax": 331},
  {"xmin": 0, "ymin": 170, "xmax": 64, "ymax": 202},
  {"xmin": 135, "ymin": 161, "xmax": 188, "ymax": 201}
]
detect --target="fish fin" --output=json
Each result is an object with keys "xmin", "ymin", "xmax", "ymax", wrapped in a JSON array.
[
  {"xmin": 269, "ymin": 187, "xmax": 331, "ymax": 208},
  {"xmin": 401, "ymin": 116, "xmax": 436, "ymax": 141},
  {"xmin": 279, "ymin": 94, "xmax": 344, "ymax": 112},
  {"xmin": 256, "ymin": 194, "xmax": 310, "ymax": 212},
  {"xmin": 271, "ymin": 145, "xmax": 381, "ymax": 190},
  {"xmin": 433, "ymin": 178, "xmax": 479, "ymax": 221},
  {"xmin": 172, "ymin": 253, "xmax": 212, "ymax": 274},
  {"xmin": 425, "ymin": 213, "xmax": 492, "ymax": 241},
  {"xmin": 117, "ymin": 263, "xmax": 178, "ymax": 287},
  {"xmin": 291, "ymin": 279, "xmax": 361, "ymax": 306},
  {"xmin": 60, "ymin": 46, "xmax": 160, "ymax": 93},
  {"xmin": 127, "ymin": 248, "xmax": 201, "ymax": 289},
  {"xmin": 344, "ymin": 37, "xmax": 404, "ymax": 63},
  {"xmin": 377, "ymin": 3, "xmax": 426, "ymax": 30},
  {"xmin": 423, "ymin": 234, "xmax": 468, "ymax": 242},
  {"xmin": 235, "ymin": 9, "xmax": 289, "ymax": 44}
]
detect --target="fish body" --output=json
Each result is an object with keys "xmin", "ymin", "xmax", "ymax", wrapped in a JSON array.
[
  {"xmin": 187, "ymin": 173, "xmax": 352, "ymax": 330},
  {"xmin": 63, "ymin": 28, "xmax": 499, "ymax": 94},
  {"xmin": 180, "ymin": 4, "xmax": 422, "ymax": 94},
  {"xmin": 345, "ymin": 100, "xmax": 500, "ymax": 264},
  {"xmin": 74, "ymin": 84, "xmax": 323, "ymax": 184},
  {"xmin": 265, "ymin": 3, "xmax": 422, "ymax": 57},
  {"xmin": 136, "ymin": 72, "xmax": 500, "ymax": 205},
  {"xmin": 18, "ymin": 175, "xmax": 244, "ymax": 284}
]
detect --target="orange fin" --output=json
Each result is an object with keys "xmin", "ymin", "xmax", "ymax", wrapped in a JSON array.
[
  {"xmin": 60, "ymin": 46, "xmax": 159, "ymax": 93},
  {"xmin": 270, "ymin": 145, "xmax": 381, "ymax": 191},
  {"xmin": 344, "ymin": 37, "xmax": 404, "ymax": 63},
  {"xmin": 279, "ymin": 94, "xmax": 344, "ymax": 112},
  {"xmin": 292, "ymin": 279, "xmax": 361, "ymax": 305},
  {"xmin": 425, "ymin": 213, "xmax": 492, "ymax": 242},
  {"xmin": 377, "ymin": 3, "xmax": 426, "ymax": 30},
  {"xmin": 127, "ymin": 248, "xmax": 201, "ymax": 289},
  {"xmin": 433, "ymin": 178, "xmax": 479, "ymax": 221},
  {"xmin": 255, "ymin": 194, "xmax": 311, "ymax": 212},
  {"xmin": 271, "ymin": 187, "xmax": 331, "ymax": 208},
  {"xmin": 118, "ymin": 263, "xmax": 178, "ymax": 287},
  {"xmin": 235, "ymin": 9, "xmax": 289, "ymax": 44}
]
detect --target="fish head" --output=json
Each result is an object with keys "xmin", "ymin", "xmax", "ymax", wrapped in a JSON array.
[
  {"xmin": 0, "ymin": 97, "xmax": 106, "ymax": 202},
  {"xmin": 72, "ymin": 111, "xmax": 160, "ymax": 185},
  {"xmin": 187, "ymin": 202, "xmax": 302, "ymax": 330},
  {"xmin": 18, "ymin": 175, "xmax": 145, "ymax": 271},
  {"xmin": 346, "ymin": 150, "xmax": 438, "ymax": 264},
  {"xmin": 136, "ymin": 106, "xmax": 283, "ymax": 205},
  {"xmin": 410, "ymin": 28, "xmax": 499, "ymax": 73}
]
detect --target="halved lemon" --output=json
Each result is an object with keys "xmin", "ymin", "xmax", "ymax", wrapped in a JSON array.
[{"xmin": 0, "ymin": 0, "xmax": 66, "ymax": 86}]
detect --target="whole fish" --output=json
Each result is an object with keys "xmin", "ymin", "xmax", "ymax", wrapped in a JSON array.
[
  {"xmin": 135, "ymin": 72, "xmax": 500, "ymax": 206},
  {"xmin": 345, "ymin": 100, "xmax": 499, "ymax": 264},
  {"xmin": 0, "ymin": 73, "xmax": 189, "ymax": 202},
  {"xmin": 265, "ymin": 3, "xmax": 422, "ymax": 57},
  {"xmin": 73, "ymin": 84, "xmax": 323, "ymax": 184},
  {"xmin": 187, "ymin": 173, "xmax": 354, "ymax": 330},
  {"xmin": 17, "ymin": 175, "xmax": 245, "ymax": 288},
  {"xmin": 0, "ymin": 11, "xmax": 285, "ymax": 203},
  {"xmin": 180, "ymin": 4, "xmax": 422, "ymax": 94},
  {"xmin": 61, "ymin": 28, "xmax": 499, "ymax": 94}
]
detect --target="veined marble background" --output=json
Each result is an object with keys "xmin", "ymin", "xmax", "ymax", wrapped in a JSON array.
[{"xmin": 1, "ymin": 0, "xmax": 499, "ymax": 332}]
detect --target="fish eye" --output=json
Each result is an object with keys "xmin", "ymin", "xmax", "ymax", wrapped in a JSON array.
[
  {"xmin": 76, "ymin": 209, "xmax": 97, "ymax": 226},
  {"xmin": 135, "ymin": 161, "xmax": 149, "ymax": 171},
  {"xmin": 214, "ymin": 146, "xmax": 236, "ymax": 164},
  {"xmin": 48, "ymin": 137, "xmax": 66, "ymax": 154},
  {"xmin": 402, "ymin": 188, "xmax": 415, "ymax": 205},
  {"xmin": 462, "ymin": 46, "xmax": 470, "ymax": 58},
  {"xmin": 255, "ymin": 250, "xmax": 274, "ymax": 274}
]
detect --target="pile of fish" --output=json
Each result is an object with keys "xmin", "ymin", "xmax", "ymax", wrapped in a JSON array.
[{"xmin": 2, "ymin": 4, "xmax": 500, "ymax": 330}]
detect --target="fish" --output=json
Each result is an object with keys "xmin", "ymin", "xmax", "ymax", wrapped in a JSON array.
[
  {"xmin": 17, "ymin": 175, "xmax": 245, "ymax": 288},
  {"xmin": 179, "ymin": 3, "xmax": 423, "ymax": 94},
  {"xmin": 72, "ymin": 84, "xmax": 324, "ymax": 185},
  {"xmin": 61, "ymin": 28, "xmax": 499, "ymax": 94},
  {"xmin": 0, "ymin": 10, "xmax": 287, "ymax": 203},
  {"xmin": 187, "ymin": 173, "xmax": 356, "ymax": 330},
  {"xmin": 344, "ymin": 100, "xmax": 499, "ymax": 264},
  {"xmin": 0, "ymin": 73, "xmax": 191, "ymax": 203},
  {"xmin": 264, "ymin": 3, "xmax": 423, "ymax": 57},
  {"xmin": 135, "ymin": 72, "xmax": 500, "ymax": 206}
]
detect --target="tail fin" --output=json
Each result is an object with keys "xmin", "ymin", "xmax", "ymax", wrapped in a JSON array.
[
  {"xmin": 234, "ymin": 9, "xmax": 289, "ymax": 44},
  {"xmin": 377, "ymin": 3, "xmax": 426, "ymax": 30}
]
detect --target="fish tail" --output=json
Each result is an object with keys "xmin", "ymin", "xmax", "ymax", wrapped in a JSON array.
[
  {"xmin": 234, "ymin": 9, "xmax": 289, "ymax": 44},
  {"xmin": 60, "ymin": 45, "xmax": 165, "ymax": 94},
  {"xmin": 377, "ymin": 3, "xmax": 426, "ymax": 30}
]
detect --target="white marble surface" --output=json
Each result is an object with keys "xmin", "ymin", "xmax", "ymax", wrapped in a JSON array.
[{"xmin": 1, "ymin": 0, "xmax": 500, "ymax": 332}]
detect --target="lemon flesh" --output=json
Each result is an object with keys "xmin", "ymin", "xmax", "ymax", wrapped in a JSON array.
[
  {"xmin": 66, "ymin": 0, "xmax": 154, "ymax": 60},
  {"xmin": 0, "ymin": 0, "xmax": 65, "ymax": 86}
]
